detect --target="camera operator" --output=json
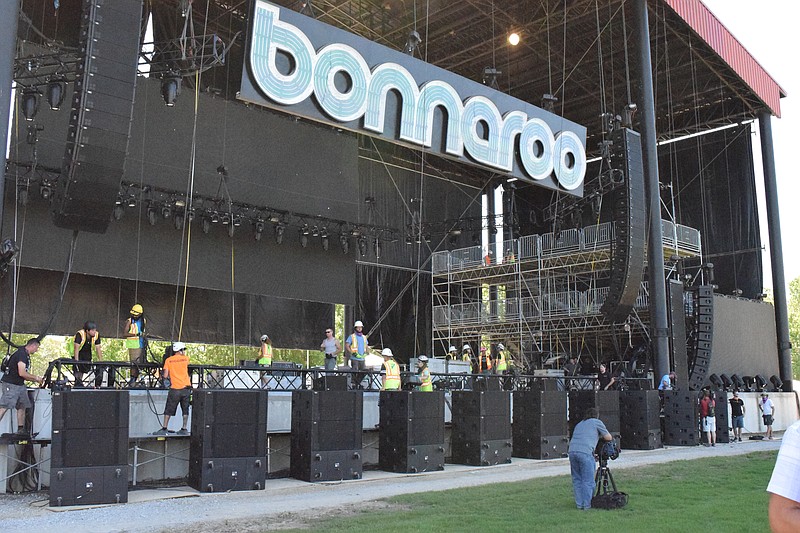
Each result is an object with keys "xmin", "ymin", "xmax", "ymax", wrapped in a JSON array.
[{"xmin": 568, "ymin": 407, "xmax": 612, "ymax": 510}]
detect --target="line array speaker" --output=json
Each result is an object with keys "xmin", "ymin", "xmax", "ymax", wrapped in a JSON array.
[
  {"xmin": 600, "ymin": 126, "xmax": 647, "ymax": 323},
  {"xmin": 668, "ymin": 280, "xmax": 689, "ymax": 389},
  {"xmin": 713, "ymin": 391, "xmax": 730, "ymax": 444},
  {"xmin": 619, "ymin": 390, "xmax": 663, "ymax": 450},
  {"xmin": 688, "ymin": 286, "xmax": 714, "ymax": 390},
  {"xmin": 662, "ymin": 391, "xmax": 699, "ymax": 446},
  {"xmin": 451, "ymin": 391, "xmax": 512, "ymax": 466},
  {"xmin": 568, "ymin": 391, "xmax": 620, "ymax": 434},
  {"xmin": 53, "ymin": 0, "xmax": 143, "ymax": 233}
]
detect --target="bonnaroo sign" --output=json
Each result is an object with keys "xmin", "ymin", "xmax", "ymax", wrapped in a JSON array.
[{"xmin": 240, "ymin": 1, "xmax": 587, "ymax": 192}]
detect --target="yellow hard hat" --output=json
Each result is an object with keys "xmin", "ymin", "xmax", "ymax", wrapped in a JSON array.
[{"xmin": 130, "ymin": 304, "xmax": 143, "ymax": 316}]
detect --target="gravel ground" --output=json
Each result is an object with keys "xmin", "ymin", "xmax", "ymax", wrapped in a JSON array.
[{"xmin": 0, "ymin": 438, "xmax": 782, "ymax": 532}]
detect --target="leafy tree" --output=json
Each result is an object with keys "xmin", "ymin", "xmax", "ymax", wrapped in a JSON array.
[{"xmin": 788, "ymin": 277, "xmax": 800, "ymax": 380}]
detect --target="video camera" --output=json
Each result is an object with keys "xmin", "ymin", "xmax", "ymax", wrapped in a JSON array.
[{"xmin": 598, "ymin": 440, "xmax": 620, "ymax": 463}]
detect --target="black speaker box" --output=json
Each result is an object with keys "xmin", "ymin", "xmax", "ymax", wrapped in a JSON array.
[
  {"xmin": 50, "ymin": 390, "xmax": 129, "ymax": 468},
  {"xmin": 188, "ymin": 457, "xmax": 266, "ymax": 492},
  {"xmin": 291, "ymin": 449, "xmax": 363, "ymax": 482},
  {"xmin": 669, "ymin": 280, "xmax": 689, "ymax": 388},
  {"xmin": 451, "ymin": 390, "xmax": 511, "ymax": 418},
  {"xmin": 569, "ymin": 391, "xmax": 620, "ymax": 434},
  {"xmin": 190, "ymin": 390, "xmax": 267, "ymax": 459},
  {"xmin": 49, "ymin": 465, "xmax": 128, "ymax": 506},
  {"xmin": 620, "ymin": 390, "xmax": 662, "ymax": 446},
  {"xmin": 451, "ymin": 438, "xmax": 512, "ymax": 466},
  {"xmin": 379, "ymin": 443, "xmax": 445, "ymax": 473},
  {"xmin": 662, "ymin": 392, "xmax": 699, "ymax": 446},
  {"xmin": 313, "ymin": 375, "xmax": 349, "ymax": 391},
  {"xmin": 379, "ymin": 391, "xmax": 445, "ymax": 421},
  {"xmin": 513, "ymin": 390, "xmax": 567, "ymax": 417},
  {"xmin": 292, "ymin": 390, "xmax": 363, "ymax": 422},
  {"xmin": 53, "ymin": 0, "xmax": 143, "ymax": 233},
  {"xmin": 512, "ymin": 434, "xmax": 569, "ymax": 460},
  {"xmin": 601, "ymin": 127, "xmax": 647, "ymax": 322},
  {"xmin": 452, "ymin": 414, "xmax": 512, "ymax": 442},
  {"xmin": 713, "ymin": 391, "xmax": 730, "ymax": 443},
  {"xmin": 623, "ymin": 430, "xmax": 662, "ymax": 450}
]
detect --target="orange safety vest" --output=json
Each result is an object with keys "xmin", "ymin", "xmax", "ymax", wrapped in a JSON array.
[{"xmin": 479, "ymin": 352, "xmax": 492, "ymax": 372}]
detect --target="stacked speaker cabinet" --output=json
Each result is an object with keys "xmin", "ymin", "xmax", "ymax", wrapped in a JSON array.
[
  {"xmin": 688, "ymin": 286, "xmax": 714, "ymax": 390},
  {"xmin": 668, "ymin": 280, "xmax": 689, "ymax": 389},
  {"xmin": 49, "ymin": 390, "xmax": 129, "ymax": 506},
  {"xmin": 619, "ymin": 390, "xmax": 662, "ymax": 450},
  {"xmin": 568, "ymin": 390, "xmax": 620, "ymax": 440},
  {"xmin": 512, "ymin": 390, "xmax": 568, "ymax": 459},
  {"xmin": 379, "ymin": 391, "xmax": 445, "ymax": 473},
  {"xmin": 53, "ymin": 0, "xmax": 143, "ymax": 233},
  {"xmin": 188, "ymin": 390, "xmax": 267, "ymax": 492},
  {"xmin": 713, "ymin": 391, "xmax": 730, "ymax": 444},
  {"xmin": 291, "ymin": 390, "xmax": 363, "ymax": 482},
  {"xmin": 662, "ymin": 390, "xmax": 699, "ymax": 446},
  {"xmin": 451, "ymin": 391, "xmax": 512, "ymax": 466},
  {"xmin": 600, "ymin": 126, "xmax": 646, "ymax": 323}
]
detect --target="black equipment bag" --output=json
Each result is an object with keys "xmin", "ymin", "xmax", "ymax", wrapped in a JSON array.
[{"xmin": 592, "ymin": 491, "xmax": 629, "ymax": 509}]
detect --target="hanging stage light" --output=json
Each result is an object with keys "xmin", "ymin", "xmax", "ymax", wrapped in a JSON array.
[
  {"xmin": 127, "ymin": 195, "xmax": 137, "ymax": 208},
  {"xmin": 147, "ymin": 207, "xmax": 157, "ymax": 225},
  {"xmin": 358, "ymin": 236, "xmax": 367, "ymax": 256},
  {"xmin": 508, "ymin": 32, "xmax": 521, "ymax": 46},
  {"xmin": 320, "ymin": 227, "xmax": 329, "ymax": 251},
  {"xmin": 211, "ymin": 212, "xmax": 220, "ymax": 224},
  {"xmin": 161, "ymin": 72, "xmax": 181, "ymax": 107},
  {"xmin": 202, "ymin": 217, "xmax": 211, "ymax": 234},
  {"xmin": 221, "ymin": 213, "xmax": 231, "ymax": 225},
  {"xmin": 113, "ymin": 204, "xmax": 124, "ymax": 221},
  {"xmin": 46, "ymin": 77, "xmax": 66, "ymax": 110},
  {"xmin": 275, "ymin": 224, "xmax": 285, "ymax": 244},
  {"xmin": 299, "ymin": 228, "xmax": 309, "ymax": 248},
  {"xmin": 340, "ymin": 234, "xmax": 350, "ymax": 254},
  {"xmin": 21, "ymin": 88, "xmax": 40, "ymax": 121},
  {"xmin": 254, "ymin": 220, "xmax": 265, "ymax": 241},
  {"xmin": 39, "ymin": 182, "xmax": 53, "ymax": 200},
  {"xmin": 162, "ymin": 206, "xmax": 172, "ymax": 219},
  {"xmin": 174, "ymin": 214, "xmax": 184, "ymax": 230}
]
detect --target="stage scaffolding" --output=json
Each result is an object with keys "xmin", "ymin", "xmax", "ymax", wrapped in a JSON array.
[{"xmin": 431, "ymin": 220, "xmax": 702, "ymax": 371}]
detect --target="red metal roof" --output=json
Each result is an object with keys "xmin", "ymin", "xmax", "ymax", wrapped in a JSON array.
[{"xmin": 665, "ymin": 0, "xmax": 786, "ymax": 117}]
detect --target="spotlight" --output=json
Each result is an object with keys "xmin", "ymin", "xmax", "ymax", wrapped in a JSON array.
[
  {"xmin": 254, "ymin": 220, "xmax": 265, "ymax": 241},
  {"xmin": 299, "ymin": 228, "xmax": 308, "ymax": 248},
  {"xmin": 202, "ymin": 217, "xmax": 211, "ymax": 234},
  {"xmin": 147, "ymin": 207, "xmax": 157, "ymax": 225},
  {"xmin": 221, "ymin": 213, "xmax": 231, "ymax": 225},
  {"xmin": 405, "ymin": 235, "xmax": 413, "ymax": 245},
  {"xmin": 508, "ymin": 32, "xmax": 520, "ymax": 46},
  {"xmin": 162, "ymin": 206, "xmax": 172, "ymax": 219},
  {"xmin": 301, "ymin": 224, "xmax": 310, "ymax": 235},
  {"xmin": 274, "ymin": 224, "xmax": 285, "ymax": 244},
  {"xmin": 321, "ymin": 234, "xmax": 329, "ymax": 251},
  {"xmin": 311, "ymin": 225, "xmax": 319, "ymax": 237},
  {"xmin": 708, "ymin": 374, "xmax": 722, "ymax": 390},
  {"xmin": 358, "ymin": 236, "xmax": 367, "ymax": 256},
  {"xmin": 21, "ymin": 88, "xmax": 40, "ymax": 121},
  {"xmin": 731, "ymin": 374, "xmax": 745, "ymax": 391},
  {"xmin": 720, "ymin": 374, "xmax": 732, "ymax": 390},
  {"xmin": 161, "ymin": 72, "xmax": 181, "ymax": 106},
  {"xmin": 46, "ymin": 77, "xmax": 66, "ymax": 110},
  {"xmin": 770, "ymin": 375, "xmax": 784, "ymax": 391},
  {"xmin": 233, "ymin": 216, "xmax": 242, "ymax": 227},
  {"xmin": 211, "ymin": 212, "xmax": 220, "ymax": 224},
  {"xmin": 127, "ymin": 195, "xmax": 137, "ymax": 208},
  {"xmin": 113, "ymin": 204, "xmax": 124, "ymax": 221},
  {"xmin": 755, "ymin": 374, "xmax": 768, "ymax": 392},
  {"xmin": 742, "ymin": 375, "xmax": 755, "ymax": 391},
  {"xmin": 186, "ymin": 208, "xmax": 195, "ymax": 222},
  {"xmin": 39, "ymin": 182, "xmax": 53, "ymax": 200},
  {"xmin": 702, "ymin": 262, "xmax": 715, "ymax": 284},
  {"xmin": 404, "ymin": 30, "xmax": 422, "ymax": 55},
  {"xmin": 340, "ymin": 234, "xmax": 349, "ymax": 254}
]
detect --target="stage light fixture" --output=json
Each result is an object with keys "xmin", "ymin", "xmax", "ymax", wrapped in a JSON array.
[
  {"xmin": 720, "ymin": 374, "xmax": 732, "ymax": 390},
  {"xmin": 46, "ymin": 77, "xmax": 66, "ymax": 110},
  {"xmin": 731, "ymin": 374, "xmax": 745, "ymax": 391},
  {"xmin": 321, "ymin": 234, "xmax": 329, "ymax": 251},
  {"xmin": 162, "ymin": 206, "xmax": 172, "ymax": 219},
  {"xmin": 233, "ymin": 216, "xmax": 242, "ymax": 227},
  {"xmin": 755, "ymin": 374, "xmax": 768, "ymax": 392},
  {"xmin": 113, "ymin": 204, "xmax": 124, "ymax": 221},
  {"xmin": 202, "ymin": 217, "xmax": 211, "ymax": 234},
  {"xmin": 186, "ymin": 208, "xmax": 195, "ymax": 222},
  {"xmin": 742, "ymin": 375, "xmax": 755, "ymax": 391},
  {"xmin": 405, "ymin": 235, "xmax": 413, "ymax": 245},
  {"xmin": 147, "ymin": 207, "xmax": 157, "ymax": 225},
  {"xmin": 21, "ymin": 88, "xmax": 40, "ymax": 121},
  {"xmin": 299, "ymin": 228, "xmax": 308, "ymax": 248},
  {"xmin": 39, "ymin": 182, "xmax": 52, "ymax": 200},
  {"xmin": 340, "ymin": 234, "xmax": 349, "ymax": 254},
  {"xmin": 161, "ymin": 72, "xmax": 181, "ymax": 106},
  {"xmin": 508, "ymin": 32, "xmax": 520, "ymax": 46},
  {"xmin": 254, "ymin": 220, "xmax": 265, "ymax": 241},
  {"xmin": 708, "ymin": 374, "xmax": 722, "ymax": 390},
  {"xmin": 770, "ymin": 375, "xmax": 783, "ymax": 391},
  {"xmin": 404, "ymin": 30, "xmax": 421, "ymax": 55},
  {"xmin": 221, "ymin": 213, "xmax": 231, "ymax": 225},
  {"xmin": 127, "ymin": 195, "xmax": 137, "ymax": 208},
  {"xmin": 358, "ymin": 236, "xmax": 367, "ymax": 256},
  {"xmin": 274, "ymin": 224, "xmax": 285, "ymax": 244},
  {"xmin": 174, "ymin": 214, "xmax": 184, "ymax": 230},
  {"xmin": 211, "ymin": 212, "xmax": 220, "ymax": 224}
]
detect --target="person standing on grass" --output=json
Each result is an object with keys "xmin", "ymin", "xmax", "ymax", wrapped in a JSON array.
[
  {"xmin": 768, "ymin": 419, "xmax": 800, "ymax": 532},
  {"xmin": 700, "ymin": 390, "xmax": 717, "ymax": 447},
  {"xmin": 568, "ymin": 407, "xmax": 612, "ymax": 510},
  {"xmin": 760, "ymin": 392, "xmax": 776, "ymax": 440},
  {"xmin": 729, "ymin": 391, "xmax": 745, "ymax": 442}
]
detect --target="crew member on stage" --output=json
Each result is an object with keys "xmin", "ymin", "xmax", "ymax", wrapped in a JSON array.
[
  {"xmin": 320, "ymin": 328, "xmax": 341, "ymax": 371},
  {"xmin": 155, "ymin": 341, "xmax": 191, "ymax": 435},
  {"xmin": 462, "ymin": 344, "xmax": 473, "ymax": 363},
  {"xmin": 380, "ymin": 348, "xmax": 401, "ymax": 391},
  {"xmin": 495, "ymin": 343, "xmax": 508, "ymax": 374},
  {"xmin": 0, "ymin": 338, "xmax": 43, "ymax": 436},
  {"xmin": 258, "ymin": 334, "xmax": 273, "ymax": 389},
  {"xmin": 447, "ymin": 345, "xmax": 457, "ymax": 360},
  {"xmin": 345, "ymin": 320, "xmax": 370, "ymax": 388},
  {"xmin": 73, "ymin": 321, "xmax": 104, "ymax": 388},
  {"xmin": 597, "ymin": 363, "xmax": 616, "ymax": 391},
  {"xmin": 124, "ymin": 304, "xmax": 147, "ymax": 384},
  {"xmin": 478, "ymin": 346, "xmax": 492, "ymax": 376},
  {"xmin": 416, "ymin": 355, "xmax": 433, "ymax": 391}
]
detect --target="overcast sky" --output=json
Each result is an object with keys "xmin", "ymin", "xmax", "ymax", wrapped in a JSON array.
[{"xmin": 701, "ymin": 0, "xmax": 798, "ymax": 291}]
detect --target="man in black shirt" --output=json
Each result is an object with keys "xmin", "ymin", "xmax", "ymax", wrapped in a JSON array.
[
  {"xmin": 73, "ymin": 321, "xmax": 104, "ymax": 387},
  {"xmin": 597, "ymin": 363, "xmax": 616, "ymax": 391},
  {"xmin": 0, "ymin": 338, "xmax": 43, "ymax": 435},
  {"xmin": 729, "ymin": 391, "xmax": 746, "ymax": 442}
]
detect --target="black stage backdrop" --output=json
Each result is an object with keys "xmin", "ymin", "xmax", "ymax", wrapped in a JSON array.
[{"xmin": 658, "ymin": 125, "xmax": 762, "ymax": 297}]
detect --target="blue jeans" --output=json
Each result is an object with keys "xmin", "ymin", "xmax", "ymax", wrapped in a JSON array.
[
  {"xmin": 324, "ymin": 356, "xmax": 336, "ymax": 371},
  {"xmin": 569, "ymin": 451, "xmax": 596, "ymax": 509}
]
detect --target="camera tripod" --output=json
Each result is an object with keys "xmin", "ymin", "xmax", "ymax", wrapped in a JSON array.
[{"xmin": 594, "ymin": 457, "xmax": 618, "ymax": 497}]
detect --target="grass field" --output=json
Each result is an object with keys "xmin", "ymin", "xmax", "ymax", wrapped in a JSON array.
[{"xmin": 294, "ymin": 451, "xmax": 776, "ymax": 532}]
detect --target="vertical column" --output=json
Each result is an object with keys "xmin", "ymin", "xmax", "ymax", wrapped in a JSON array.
[
  {"xmin": 633, "ymin": 0, "xmax": 670, "ymax": 379},
  {"xmin": 0, "ymin": 0, "xmax": 22, "ymax": 225},
  {"xmin": 758, "ymin": 111, "xmax": 792, "ymax": 391}
]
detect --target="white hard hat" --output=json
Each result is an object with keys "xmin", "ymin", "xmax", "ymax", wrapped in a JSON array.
[
  {"xmin": 497, "ymin": 343, "xmax": 505, "ymax": 350},
  {"xmin": 417, "ymin": 355, "xmax": 428, "ymax": 362},
  {"xmin": 260, "ymin": 334, "xmax": 269, "ymax": 342},
  {"xmin": 449, "ymin": 345, "xmax": 457, "ymax": 352},
  {"xmin": 462, "ymin": 344, "xmax": 471, "ymax": 351},
  {"xmin": 354, "ymin": 320, "xmax": 364, "ymax": 328},
  {"xmin": 381, "ymin": 347, "xmax": 394, "ymax": 357},
  {"xmin": 172, "ymin": 341, "xmax": 186, "ymax": 352}
]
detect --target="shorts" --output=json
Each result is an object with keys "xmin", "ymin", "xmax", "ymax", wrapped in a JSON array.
[
  {"xmin": 0, "ymin": 382, "xmax": 32, "ymax": 409},
  {"xmin": 702, "ymin": 416, "xmax": 716, "ymax": 432},
  {"xmin": 164, "ymin": 388, "xmax": 191, "ymax": 416},
  {"xmin": 763, "ymin": 414, "xmax": 774, "ymax": 426},
  {"xmin": 128, "ymin": 348, "xmax": 144, "ymax": 365},
  {"xmin": 732, "ymin": 415, "xmax": 744, "ymax": 428}
]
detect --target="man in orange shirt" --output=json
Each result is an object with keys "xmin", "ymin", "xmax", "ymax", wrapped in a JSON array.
[{"xmin": 155, "ymin": 341, "xmax": 191, "ymax": 435}]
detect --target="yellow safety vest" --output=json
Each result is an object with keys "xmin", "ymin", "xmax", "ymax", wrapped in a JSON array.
[
  {"xmin": 349, "ymin": 333, "xmax": 368, "ymax": 360},
  {"xmin": 383, "ymin": 359, "xmax": 401, "ymax": 390},
  {"xmin": 496, "ymin": 351, "xmax": 507, "ymax": 372},
  {"xmin": 76, "ymin": 329, "xmax": 99, "ymax": 353},
  {"xmin": 258, "ymin": 344, "xmax": 273, "ymax": 366},
  {"xmin": 419, "ymin": 368, "xmax": 433, "ymax": 392},
  {"xmin": 462, "ymin": 353, "xmax": 471, "ymax": 362},
  {"xmin": 125, "ymin": 318, "xmax": 145, "ymax": 349}
]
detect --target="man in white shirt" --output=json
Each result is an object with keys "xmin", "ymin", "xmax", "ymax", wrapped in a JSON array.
[
  {"xmin": 759, "ymin": 392, "xmax": 776, "ymax": 440},
  {"xmin": 768, "ymin": 420, "xmax": 800, "ymax": 532}
]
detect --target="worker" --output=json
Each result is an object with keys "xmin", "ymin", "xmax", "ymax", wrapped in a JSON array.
[
  {"xmin": 124, "ymin": 304, "xmax": 147, "ymax": 384},
  {"xmin": 416, "ymin": 355, "xmax": 433, "ymax": 392},
  {"xmin": 495, "ymin": 343, "xmax": 508, "ymax": 374},
  {"xmin": 448, "ymin": 345, "xmax": 457, "ymax": 360},
  {"xmin": 345, "ymin": 320, "xmax": 370, "ymax": 388},
  {"xmin": 380, "ymin": 348, "xmax": 401, "ymax": 391},
  {"xmin": 73, "ymin": 321, "xmax": 105, "ymax": 388},
  {"xmin": 258, "ymin": 334, "xmax": 273, "ymax": 366},
  {"xmin": 478, "ymin": 346, "xmax": 492, "ymax": 376}
]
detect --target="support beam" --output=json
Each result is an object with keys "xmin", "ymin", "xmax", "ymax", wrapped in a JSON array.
[
  {"xmin": 633, "ymin": 0, "xmax": 670, "ymax": 382},
  {"xmin": 0, "ymin": 0, "xmax": 21, "ymax": 229},
  {"xmin": 758, "ymin": 111, "xmax": 793, "ymax": 391}
]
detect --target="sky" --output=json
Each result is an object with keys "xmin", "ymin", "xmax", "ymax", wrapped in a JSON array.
[{"xmin": 701, "ymin": 0, "xmax": 798, "ymax": 291}]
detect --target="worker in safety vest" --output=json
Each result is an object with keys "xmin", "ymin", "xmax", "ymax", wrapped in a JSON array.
[
  {"xmin": 495, "ymin": 343, "xmax": 508, "ymax": 374},
  {"xmin": 462, "ymin": 344, "xmax": 473, "ymax": 363},
  {"xmin": 416, "ymin": 355, "xmax": 433, "ymax": 391},
  {"xmin": 123, "ymin": 304, "xmax": 147, "ymax": 383},
  {"xmin": 447, "ymin": 345, "xmax": 457, "ymax": 360},
  {"xmin": 258, "ymin": 334, "xmax": 273, "ymax": 366},
  {"xmin": 73, "ymin": 321, "xmax": 104, "ymax": 388},
  {"xmin": 478, "ymin": 346, "xmax": 492, "ymax": 376},
  {"xmin": 380, "ymin": 348, "xmax": 401, "ymax": 391},
  {"xmin": 345, "ymin": 320, "xmax": 370, "ymax": 389}
]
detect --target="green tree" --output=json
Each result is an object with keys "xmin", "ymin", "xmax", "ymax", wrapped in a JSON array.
[{"xmin": 788, "ymin": 277, "xmax": 800, "ymax": 380}]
